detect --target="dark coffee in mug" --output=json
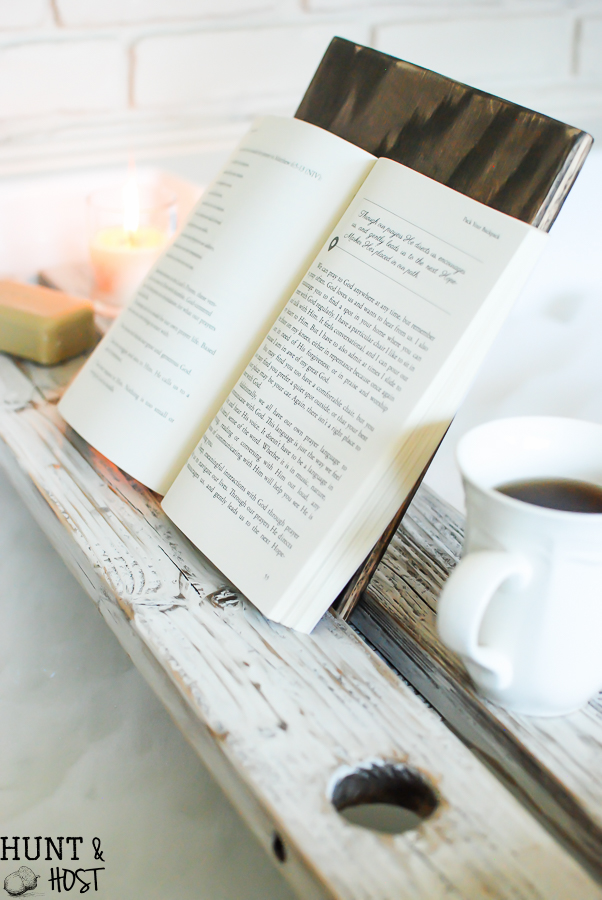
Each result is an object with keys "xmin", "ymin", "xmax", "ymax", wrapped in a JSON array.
[
  {"xmin": 441, "ymin": 417, "xmax": 602, "ymax": 715},
  {"xmin": 496, "ymin": 477, "xmax": 602, "ymax": 513}
]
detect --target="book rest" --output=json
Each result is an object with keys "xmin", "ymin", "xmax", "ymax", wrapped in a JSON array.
[{"xmin": 1, "ymin": 349, "xmax": 601, "ymax": 899}]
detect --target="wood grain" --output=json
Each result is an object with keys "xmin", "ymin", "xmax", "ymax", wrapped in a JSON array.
[
  {"xmin": 356, "ymin": 485, "xmax": 602, "ymax": 883},
  {"xmin": 0, "ymin": 351, "xmax": 600, "ymax": 899}
]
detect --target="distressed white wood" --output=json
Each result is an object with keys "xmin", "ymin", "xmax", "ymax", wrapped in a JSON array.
[
  {"xmin": 0, "ymin": 352, "xmax": 600, "ymax": 900},
  {"xmin": 357, "ymin": 485, "xmax": 602, "ymax": 882}
]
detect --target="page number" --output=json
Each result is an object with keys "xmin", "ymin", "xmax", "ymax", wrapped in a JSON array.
[{"xmin": 264, "ymin": 574, "xmax": 270, "ymax": 581}]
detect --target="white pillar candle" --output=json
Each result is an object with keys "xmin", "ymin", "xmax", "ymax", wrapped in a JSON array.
[
  {"xmin": 88, "ymin": 177, "xmax": 177, "ymax": 313},
  {"xmin": 89, "ymin": 225, "xmax": 165, "ymax": 305}
]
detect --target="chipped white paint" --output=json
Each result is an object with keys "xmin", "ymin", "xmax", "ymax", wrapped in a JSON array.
[{"xmin": 0, "ymin": 352, "xmax": 600, "ymax": 900}]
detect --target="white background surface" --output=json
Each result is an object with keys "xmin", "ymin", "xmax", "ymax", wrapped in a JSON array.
[{"xmin": 1, "ymin": 148, "xmax": 601, "ymax": 897}]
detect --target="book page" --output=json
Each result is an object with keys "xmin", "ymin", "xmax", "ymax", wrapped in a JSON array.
[
  {"xmin": 163, "ymin": 159, "xmax": 547, "ymax": 630},
  {"xmin": 58, "ymin": 116, "xmax": 375, "ymax": 493}
]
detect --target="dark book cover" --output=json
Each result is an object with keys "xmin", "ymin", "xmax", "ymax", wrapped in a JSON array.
[{"xmin": 296, "ymin": 37, "xmax": 592, "ymax": 232}]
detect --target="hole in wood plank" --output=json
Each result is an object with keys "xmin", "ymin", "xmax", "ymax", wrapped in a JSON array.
[
  {"xmin": 272, "ymin": 833, "xmax": 286, "ymax": 863},
  {"xmin": 330, "ymin": 761, "xmax": 438, "ymax": 835},
  {"xmin": 206, "ymin": 587, "xmax": 239, "ymax": 607}
]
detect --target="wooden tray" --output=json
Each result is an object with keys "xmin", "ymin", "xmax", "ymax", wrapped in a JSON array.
[{"xmin": 0, "ymin": 350, "xmax": 599, "ymax": 900}]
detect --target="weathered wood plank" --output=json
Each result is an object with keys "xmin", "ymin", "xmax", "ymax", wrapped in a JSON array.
[
  {"xmin": 356, "ymin": 486, "xmax": 602, "ymax": 883},
  {"xmin": 1, "ymin": 351, "xmax": 600, "ymax": 900}
]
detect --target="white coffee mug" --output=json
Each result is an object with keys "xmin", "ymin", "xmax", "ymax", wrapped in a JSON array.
[{"xmin": 437, "ymin": 416, "xmax": 602, "ymax": 716}]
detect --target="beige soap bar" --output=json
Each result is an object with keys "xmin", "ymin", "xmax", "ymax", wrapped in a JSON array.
[{"xmin": 0, "ymin": 280, "xmax": 96, "ymax": 365}]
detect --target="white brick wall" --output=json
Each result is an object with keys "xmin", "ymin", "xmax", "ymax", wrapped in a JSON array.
[
  {"xmin": 54, "ymin": 0, "xmax": 277, "ymax": 28},
  {"xmin": 375, "ymin": 14, "xmax": 574, "ymax": 89},
  {"xmin": 0, "ymin": 0, "xmax": 600, "ymax": 176},
  {"xmin": 581, "ymin": 16, "xmax": 602, "ymax": 79},
  {"xmin": 134, "ymin": 22, "xmax": 368, "ymax": 110},
  {"xmin": 0, "ymin": 0, "xmax": 51, "ymax": 31},
  {"xmin": 0, "ymin": 38, "xmax": 127, "ymax": 118}
]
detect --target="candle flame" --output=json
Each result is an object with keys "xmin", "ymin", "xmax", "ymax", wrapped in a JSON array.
[{"xmin": 122, "ymin": 169, "xmax": 140, "ymax": 237}]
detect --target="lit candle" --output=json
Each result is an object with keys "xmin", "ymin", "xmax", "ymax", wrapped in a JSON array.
[
  {"xmin": 88, "ymin": 174, "xmax": 177, "ymax": 311},
  {"xmin": 89, "ymin": 225, "xmax": 165, "ymax": 305}
]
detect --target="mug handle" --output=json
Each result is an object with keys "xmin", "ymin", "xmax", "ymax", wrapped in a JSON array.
[{"xmin": 437, "ymin": 551, "xmax": 532, "ymax": 691}]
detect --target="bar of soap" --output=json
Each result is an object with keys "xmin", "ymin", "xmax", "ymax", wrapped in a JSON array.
[{"xmin": 0, "ymin": 280, "xmax": 96, "ymax": 365}]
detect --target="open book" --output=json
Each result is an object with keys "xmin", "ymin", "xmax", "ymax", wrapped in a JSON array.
[
  {"xmin": 59, "ymin": 109, "xmax": 553, "ymax": 631},
  {"xmin": 293, "ymin": 37, "xmax": 592, "ymax": 618}
]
